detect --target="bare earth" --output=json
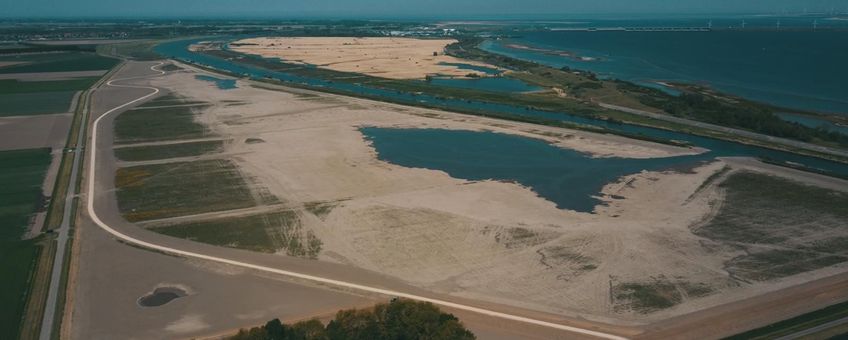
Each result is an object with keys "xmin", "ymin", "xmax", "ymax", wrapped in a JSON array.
[
  {"xmin": 229, "ymin": 37, "xmax": 502, "ymax": 79},
  {"xmin": 135, "ymin": 63, "xmax": 848, "ymax": 332}
]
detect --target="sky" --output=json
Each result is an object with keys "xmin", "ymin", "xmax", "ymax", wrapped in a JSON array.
[{"xmin": 2, "ymin": 0, "xmax": 848, "ymax": 18}]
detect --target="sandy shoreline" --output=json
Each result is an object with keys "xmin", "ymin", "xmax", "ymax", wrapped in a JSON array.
[
  {"xmin": 229, "ymin": 37, "xmax": 503, "ymax": 80},
  {"xmin": 143, "ymin": 62, "xmax": 848, "ymax": 326}
]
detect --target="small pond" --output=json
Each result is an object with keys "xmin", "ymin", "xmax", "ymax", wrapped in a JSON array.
[{"xmin": 138, "ymin": 286, "xmax": 188, "ymax": 307}]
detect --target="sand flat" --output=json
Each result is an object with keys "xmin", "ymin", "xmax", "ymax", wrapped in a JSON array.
[
  {"xmin": 229, "ymin": 37, "xmax": 502, "ymax": 79},
  {"xmin": 139, "ymin": 62, "xmax": 848, "ymax": 325}
]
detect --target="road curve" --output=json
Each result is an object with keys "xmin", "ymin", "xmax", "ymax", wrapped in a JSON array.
[{"xmin": 85, "ymin": 62, "xmax": 628, "ymax": 340}]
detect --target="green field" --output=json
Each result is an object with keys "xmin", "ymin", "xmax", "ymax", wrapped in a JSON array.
[
  {"xmin": 0, "ymin": 91, "xmax": 78, "ymax": 116},
  {"xmin": 0, "ymin": 78, "xmax": 100, "ymax": 94},
  {"xmin": 115, "ymin": 159, "xmax": 257, "ymax": 221},
  {"xmin": 114, "ymin": 96, "xmax": 209, "ymax": 143},
  {"xmin": 0, "ymin": 148, "xmax": 52, "ymax": 340},
  {"xmin": 154, "ymin": 210, "xmax": 321, "ymax": 257},
  {"xmin": 696, "ymin": 172, "xmax": 848, "ymax": 281},
  {"xmin": 114, "ymin": 140, "xmax": 224, "ymax": 162},
  {"xmin": 0, "ymin": 52, "xmax": 116, "ymax": 117},
  {"xmin": 0, "ymin": 52, "xmax": 118, "ymax": 74},
  {"xmin": 725, "ymin": 300, "xmax": 848, "ymax": 340},
  {"xmin": 97, "ymin": 40, "xmax": 161, "ymax": 61}
]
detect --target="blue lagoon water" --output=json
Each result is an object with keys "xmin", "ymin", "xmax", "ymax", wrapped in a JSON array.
[
  {"xmin": 775, "ymin": 112, "xmax": 848, "ymax": 135},
  {"xmin": 155, "ymin": 38, "xmax": 848, "ymax": 211},
  {"xmin": 427, "ymin": 76, "xmax": 541, "ymax": 93},
  {"xmin": 195, "ymin": 75, "xmax": 237, "ymax": 89},
  {"xmin": 362, "ymin": 127, "xmax": 708, "ymax": 212},
  {"xmin": 482, "ymin": 30, "xmax": 848, "ymax": 114}
]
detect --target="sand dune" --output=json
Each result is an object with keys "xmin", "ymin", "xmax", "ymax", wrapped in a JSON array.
[{"xmin": 229, "ymin": 37, "xmax": 502, "ymax": 80}]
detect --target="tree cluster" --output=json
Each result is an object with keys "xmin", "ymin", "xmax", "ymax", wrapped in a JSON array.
[{"xmin": 230, "ymin": 299, "xmax": 476, "ymax": 340}]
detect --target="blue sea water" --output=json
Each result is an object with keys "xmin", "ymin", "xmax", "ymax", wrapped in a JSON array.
[{"xmin": 482, "ymin": 30, "xmax": 848, "ymax": 114}]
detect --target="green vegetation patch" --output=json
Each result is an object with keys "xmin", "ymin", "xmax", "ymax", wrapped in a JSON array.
[
  {"xmin": 159, "ymin": 64, "xmax": 182, "ymax": 71},
  {"xmin": 0, "ymin": 78, "xmax": 99, "ymax": 94},
  {"xmin": 619, "ymin": 81, "xmax": 848, "ymax": 148},
  {"xmin": 695, "ymin": 171, "xmax": 848, "ymax": 282},
  {"xmin": 114, "ymin": 103, "xmax": 210, "ymax": 143},
  {"xmin": 230, "ymin": 299, "xmax": 475, "ymax": 340},
  {"xmin": 0, "ymin": 148, "xmax": 51, "ymax": 340},
  {"xmin": 537, "ymin": 246, "xmax": 597, "ymax": 272},
  {"xmin": 726, "ymin": 250, "xmax": 846, "ymax": 282},
  {"xmin": 725, "ymin": 300, "xmax": 848, "ymax": 340},
  {"xmin": 0, "ymin": 91, "xmax": 78, "ymax": 117},
  {"xmin": 154, "ymin": 210, "xmax": 321, "ymax": 257},
  {"xmin": 0, "ymin": 52, "xmax": 118, "ymax": 74},
  {"xmin": 115, "ymin": 159, "xmax": 256, "ymax": 221},
  {"xmin": 612, "ymin": 277, "xmax": 715, "ymax": 314},
  {"xmin": 489, "ymin": 226, "xmax": 555, "ymax": 249},
  {"xmin": 614, "ymin": 280, "xmax": 681, "ymax": 313},
  {"xmin": 114, "ymin": 140, "xmax": 225, "ymax": 162},
  {"xmin": 0, "ymin": 52, "xmax": 114, "ymax": 117},
  {"xmin": 304, "ymin": 201, "xmax": 337, "ymax": 220},
  {"xmin": 97, "ymin": 40, "xmax": 161, "ymax": 61}
]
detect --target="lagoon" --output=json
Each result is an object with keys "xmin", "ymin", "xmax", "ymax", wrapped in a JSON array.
[
  {"xmin": 195, "ymin": 75, "xmax": 237, "ymax": 89},
  {"xmin": 362, "ymin": 127, "xmax": 707, "ymax": 212},
  {"xmin": 427, "ymin": 76, "xmax": 541, "ymax": 93},
  {"xmin": 155, "ymin": 38, "xmax": 848, "ymax": 181}
]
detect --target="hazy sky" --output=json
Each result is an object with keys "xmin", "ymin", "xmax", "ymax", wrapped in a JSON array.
[{"xmin": 3, "ymin": 0, "xmax": 848, "ymax": 18}]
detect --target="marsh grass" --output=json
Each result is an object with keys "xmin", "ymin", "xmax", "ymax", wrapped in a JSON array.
[
  {"xmin": 154, "ymin": 210, "xmax": 322, "ymax": 258},
  {"xmin": 114, "ymin": 140, "xmax": 225, "ymax": 162},
  {"xmin": 696, "ymin": 171, "xmax": 848, "ymax": 281},
  {"xmin": 115, "ymin": 159, "xmax": 256, "ymax": 222}
]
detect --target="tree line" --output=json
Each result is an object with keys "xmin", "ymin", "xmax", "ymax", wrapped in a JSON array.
[{"xmin": 229, "ymin": 299, "xmax": 476, "ymax": 340}]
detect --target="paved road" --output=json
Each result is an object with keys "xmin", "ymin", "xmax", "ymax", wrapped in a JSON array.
[
  {"xmin": 38, "ymin": 69, "xmax": 105, "ymax": 340},
  {"xmin": 599, "ymin": 103, "xmax": 848, "ymax": 160},
  {"xmin": 82, "ymin": 61, "xmax": 629, "ymax": 340},
  {"xmin": 775, "ymin": 316, "xmax": 848, "ymax": 340}
]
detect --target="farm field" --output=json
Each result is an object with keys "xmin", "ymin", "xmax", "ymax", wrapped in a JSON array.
[
  {"xmin": 0, "ymin": 52, "xmax": 118, "ymax": 74},
  {"xmin": 0, "ymin": 52, "xmax": 117, "ymax": 116},
  {"xmin": 0, "ymin": 148, "xmax": 52, "ymax": 340}
]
